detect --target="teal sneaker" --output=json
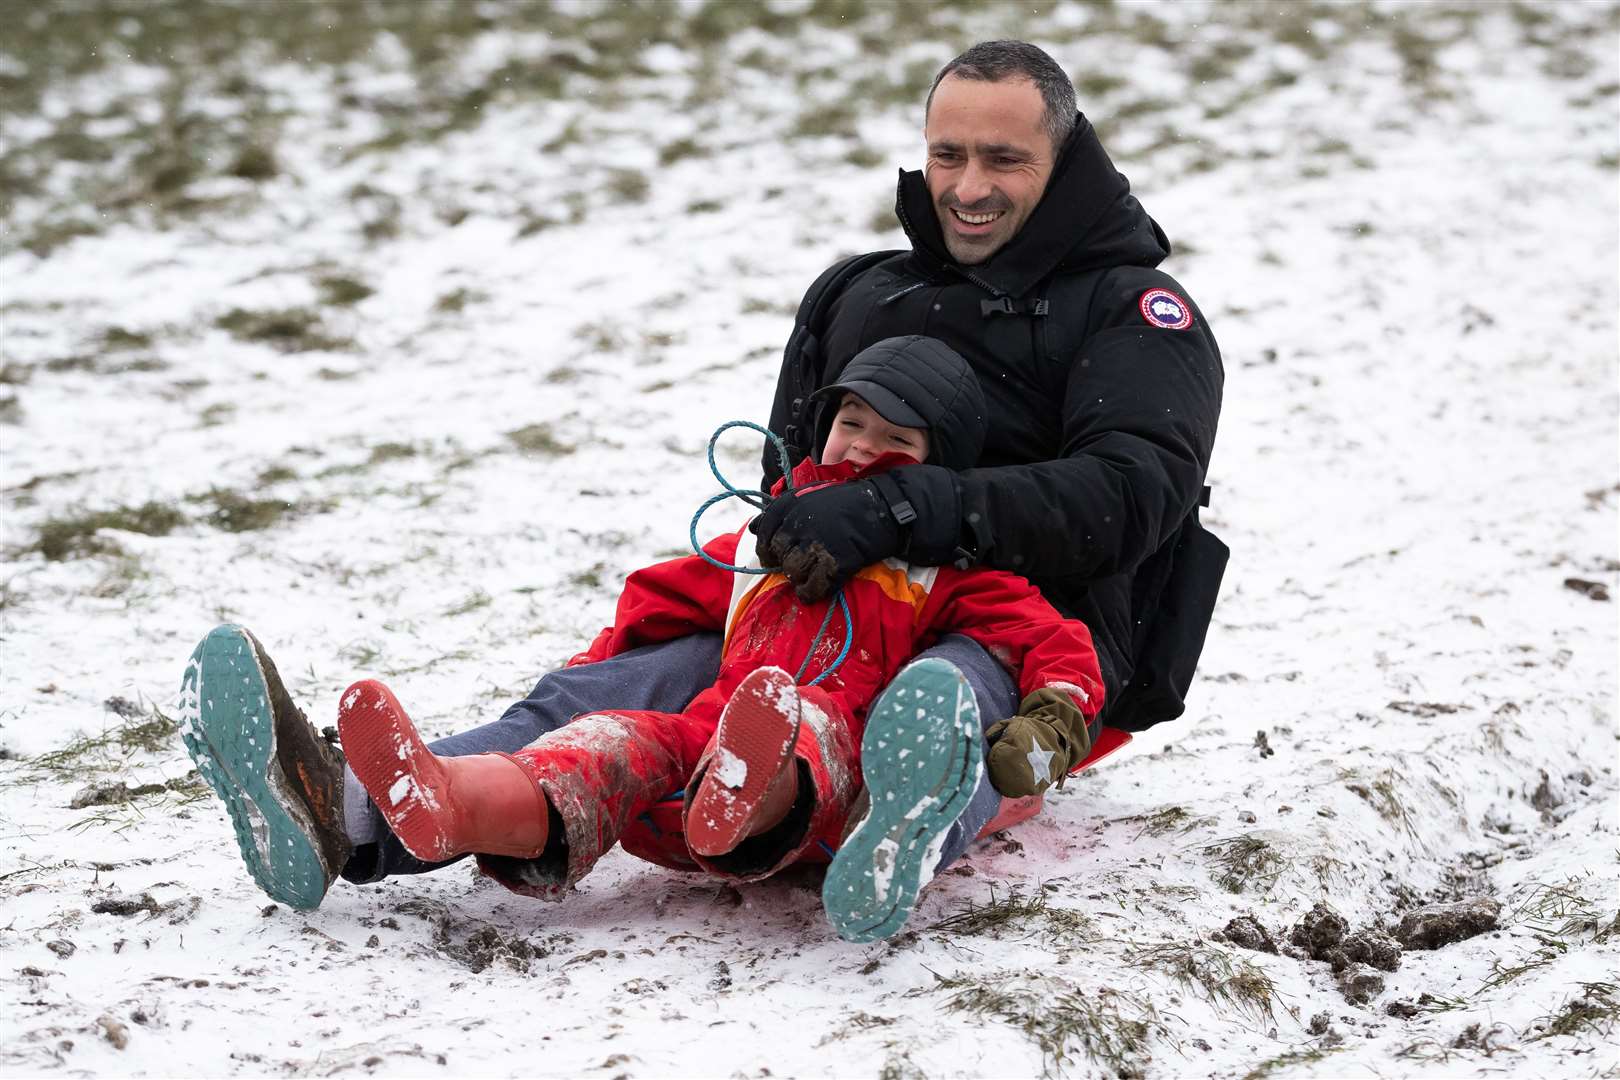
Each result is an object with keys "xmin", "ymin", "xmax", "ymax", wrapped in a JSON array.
[
  {"xmin": 822, "ymin": 658, "xmax": 983, "ymax": 943},
  {"xmin": 178, "ymin": 625, "xmax": 351, "ymax": 909}
]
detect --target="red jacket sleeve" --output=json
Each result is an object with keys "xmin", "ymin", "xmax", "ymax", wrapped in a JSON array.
[
  {"xmin": 917, "ymin": 567, "xmax": 1106, "ymax": 720},
  {"xmin": 567, "ymin": 531, "xmax": 741, "ymax": 666}
]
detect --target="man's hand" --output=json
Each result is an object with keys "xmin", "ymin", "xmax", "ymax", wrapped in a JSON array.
[
  {"xmin": 985, "ymin": 689, "xmax": 1094, "ymax": 797},
  {"xmin": 751, "ymin": 481, "xmax": 902, "ymax": 602}
]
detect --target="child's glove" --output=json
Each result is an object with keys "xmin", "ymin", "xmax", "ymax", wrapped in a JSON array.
[{"xmin": 985, "ymin": 689, "xmax": 1094, "ymax": 797}]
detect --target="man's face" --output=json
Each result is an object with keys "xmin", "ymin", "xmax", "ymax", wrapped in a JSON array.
[{"xmin": 923, "ymin": 74, "xmax": 1056, "ymax": 265}]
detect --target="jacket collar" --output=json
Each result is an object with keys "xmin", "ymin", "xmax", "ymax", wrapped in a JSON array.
[
  {"xmin": 895, "ymin": 113, "xmax": 1167, "ymax": 299},
  {"xmin": 771, "ymin": 453, "xmax": 917, "ymax": 497}
]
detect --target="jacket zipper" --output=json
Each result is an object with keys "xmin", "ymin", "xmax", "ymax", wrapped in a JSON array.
[{"xmin": 896, "ymin": 198, "xmax": 1007, "ymax": 299}]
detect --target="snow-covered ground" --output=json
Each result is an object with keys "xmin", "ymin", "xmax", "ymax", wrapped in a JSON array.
[{"xmin": 2, "ymin": 2, "xmax": 1616, "ymax": 1076}]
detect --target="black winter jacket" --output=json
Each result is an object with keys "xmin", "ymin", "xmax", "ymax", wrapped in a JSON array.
[{"xmin": 765, "ymin": 115, "xmax": 1224, "ymax": 725}]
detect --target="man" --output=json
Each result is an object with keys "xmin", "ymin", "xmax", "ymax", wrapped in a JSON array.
[{"xmin": 182, "ymin": 41, "xmax": 1224, "ymax": 939}]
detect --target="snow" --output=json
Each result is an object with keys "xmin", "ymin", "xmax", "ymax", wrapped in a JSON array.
[
  {"xmin": 2, "ymin": 2, "xmax": 1617, "ymax": 1078},
  {"xmin": 712, "ymin": 747, "xmax": 748, "ymax": 791}
]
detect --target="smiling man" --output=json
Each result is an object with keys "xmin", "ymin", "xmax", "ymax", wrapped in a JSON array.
[
  {"xmin": 753, "ymin": 40, "xmax": 1227, "ymax": 938},
  {"xmin": 924, "ymin": 68, "xmax": 1058, "ymax": 264},
  {"xmin": 181, "ymin": 41, "xmax": 1225, "ymax": 946}
]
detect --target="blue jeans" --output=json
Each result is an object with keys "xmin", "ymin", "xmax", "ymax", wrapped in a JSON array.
[{"xmin": 339, "ymin": 633, "xmax": 1016, "ymax": 883}]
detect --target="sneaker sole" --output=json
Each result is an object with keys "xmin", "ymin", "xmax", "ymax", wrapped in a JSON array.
[
  {"xmin": 178, "ymin": 625, "xmax": 330, "ymax": 910},
  {"xmin": 686, "ymin": 667, "xmax": 800, "ymax": 857},
  {"xmin": 822, "ymin": 658, "xmax": 982, "ymax": 943}
]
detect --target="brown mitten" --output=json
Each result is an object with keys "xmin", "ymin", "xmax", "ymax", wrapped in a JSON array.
[{"xmin": 984, "ymin": 689, "xmax": 1093, "ymax": 798}]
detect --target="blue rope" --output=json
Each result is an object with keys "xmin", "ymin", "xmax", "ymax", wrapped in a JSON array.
[{"xmin": 690, "ymin": 420, "xmax": 852, "ymax": 687}]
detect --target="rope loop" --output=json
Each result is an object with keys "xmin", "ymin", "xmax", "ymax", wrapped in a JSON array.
[{"xmin": 689, "ymin": 420, "xmax": 852, "ymax": 687}]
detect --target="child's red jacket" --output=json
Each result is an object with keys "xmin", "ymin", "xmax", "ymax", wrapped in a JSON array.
[{"xmin": 571, "ymin": 455, "xmax": 1105, "ymax": 736}]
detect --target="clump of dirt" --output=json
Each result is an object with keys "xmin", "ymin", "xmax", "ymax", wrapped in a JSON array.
[
  {"xmin": 1336, "ymin": 964, "xmax": 1386, "ymax": 1006},
  {"xmin": 1289, "ymin": 901, "xmax": 1349, "ymax": 957},
  {"xmin": 1216, "ymin": 914, "xmax": 1278, "ymax": 954},
  {"xmin": 71, "ymin": 781, "xmax": 166, "ymax": 808},
  {"xmin": 1394, "ymin": 898, "xmax": 1501, "ymax": 950},
  {"xmin": 1342, "ymin": 928, "xmax": 1402, "ymax": 972},
  {"xmin": 1452, "ymin": 1022, "xmax": 1512, "ymax": 1053},
  {"xmin": 447, "ymin": 925, "xmax": 541, "ymax": 974},
  {"xmin": 91, "ymin": 893, "xmax": 161, "ymax": 917}
]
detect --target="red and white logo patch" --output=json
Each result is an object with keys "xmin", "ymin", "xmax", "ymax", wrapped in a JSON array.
[{"xmin": 1139, "ymin": 288, "xmax": 1194, "ymax": 331}]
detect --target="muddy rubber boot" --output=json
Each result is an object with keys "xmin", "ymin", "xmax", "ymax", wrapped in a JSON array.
[
  {"xmin": 179, "ymin": 625, "xmax": 352, "ymax": 910},
  {"xmin": 685, "ymin": 667, "xmax": 802, "ymax": 858},
  {"xmin": 821, "ymin": 657, "xmax": 982, "ymax": 943},
  {"xmin": 337, "ymin": 679, "xmax": 548, "ymax": 862}
]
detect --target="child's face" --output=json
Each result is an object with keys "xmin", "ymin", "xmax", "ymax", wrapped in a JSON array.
[{"xmin": 822, "ymin": 394, "xmax": 930, "ymax": 467}]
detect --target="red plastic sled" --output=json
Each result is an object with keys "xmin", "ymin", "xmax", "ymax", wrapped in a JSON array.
[{"xmin": 621, "ymin": 726, "xmax": 1133, "ymax": 872}]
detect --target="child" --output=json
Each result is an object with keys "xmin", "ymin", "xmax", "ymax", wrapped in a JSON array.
[{"xmin": 183, "ymin": 336, "xmax": 1105, "ymax": 940}]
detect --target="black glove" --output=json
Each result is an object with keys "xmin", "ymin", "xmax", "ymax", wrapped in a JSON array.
[
  {"xmin": 750, "ymin": 465, "xmax": 965, "ymax": 602},
  {"xmin": 751, "ymin": 480, "xmax": 900, "ymax": 602}
]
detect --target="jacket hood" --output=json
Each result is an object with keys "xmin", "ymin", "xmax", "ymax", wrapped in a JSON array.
[
  {"xmin": 895, "ymin": 113, "xmax": 1171, "ymax": 299},
  {"xmin": 809, "ymin": 335, "xmax": 986, "ymax": 471}
]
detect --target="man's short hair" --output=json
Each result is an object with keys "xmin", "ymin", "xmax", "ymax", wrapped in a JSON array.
[{"xmin": 926, "ymin": 40, "xmax": 1078, "ymax": 152}]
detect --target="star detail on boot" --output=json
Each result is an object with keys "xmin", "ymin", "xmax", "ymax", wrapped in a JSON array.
[{"xmin": 1025, "ymin": 744, "xmax": 1057, "ymax": 785}]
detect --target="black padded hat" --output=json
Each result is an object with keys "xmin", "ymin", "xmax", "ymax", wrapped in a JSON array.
[{"xmin": 811, "ymin": 335, "xmax": 987, "ymax": 471}]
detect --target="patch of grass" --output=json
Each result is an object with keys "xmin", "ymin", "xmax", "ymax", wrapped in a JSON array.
[
  {"xmin": 1114, "ymin": 805, "xmax": 1213, "ymax": 840},
  {"xmin": 367, "ymin": 442, "xmax": 418, "ymax": 464},
  {"xmin": 32, "ymin": 501, "xmax": 186, "ymax": 561},
  {"xmin": 843, "ymin": 144, "xmax": 885, "ymax": 168},
  {"xmin": 658, "ymin": 137, "xmax": 708, "ymax": 165},
  {"xmin": 443, "ymin": 589, "xmax": 491, "ymax": 617},
  {"xmin": 108, "ymin": 356, "xmax": 169, "ymax": 374},
  {"xmin": 740, "ymin": 297, "xmax": 793, "ymax": 316},
  {"xmin": 1530, "ymin": 982, "xmax": 1618, "ymax": 1041},
  {"xmin": 349, "ymin": 182, "xmax": 405, "ymax": 242},
  {"xmin": 256, "ymin": 464, "xmax": 299, "ymax": 485},
  {"xmin": 31, "ymin": 698, "xmax": 180, "ymax": 777},
  {"xmin": 44, "ymin": 354, "xmax": 98, "ymax": 373},
  {"xmin": 927, "ymin": 972, "xmax": 1162, "ymax": 1075},
  {"xmin": 930, "ymin": 885, "xmax": 1093, "ymax": 947},
  {"xmin": 98, "ymin": 326, "xmax": 153, "ymax": 351},
  {"xmin": 1201, "ymin": 834, "xmax": 1285, "ymax": 894},
  {"xmin": 516, "ymin": 212, "xmax": 559, "ymax": 238},
  {"xmin": 793, "ymin": 103, "xmax": 858, "ymax": 139},
  {"xmin": 434, "ymin": 287, "xmax": 487, "ymax": 314},
  {"xmin": 1242, "ymin": 1046, "xmax": 1345, "ymax": 1080},
  {"xmin": 227, "ymin": 141, "xmax": 279, "ymax": 180},
  {"xmin": 568, "ymin": 565, "xmax": 605, "ymax": 590},
  {"xmin": 196, "ymin": 488, "xmax": 294, "ymax": 533},
  {"xmin": 198, "ymin": 402, "xmax": 236, "ymax": 427},
  {"xmin": 505, "ymin": 423, "xmax": 575, "ymax": 456},
  {"xmin": 1477, "ymin": 944, "xmax": 1562, "ymax": 994},
  {"xmin": 316, "ymin": 273, "xmax": 374, "ymax": 306},
  {"xmin": 684, "ymin": 198, "xmax": 723, "ymax": 214},
  {"xmin": 0, "ymin": 361, "xmax": 33, "ymax": 384},
  {"xmin": 1126, "ymin": 940, "xmax": 1278, "ymax": 1022},
  {"xmin": 574, "ymin": 320, "xmax": 626, "ymax": 353},
  {"xmin": 1512, "ymin": 878, "xmax": 1608, "ymax": 939},
  {"xmin": 88, "ymin": 552, "xmax": 152, "ymax": 600},
  {"xmin": 605, "ymin": 167, "xmax": 649, "ymax": 204},
  {"xmin": 1187, "ymin": 39, "xmax": 1255, "ymax": 84},
  {"xmin": 216, "ymin": 306, "xmax": 351, "ymax": 353},
  {"xmin": 1341, "ymin": 767, "xmax": 1418, "ymax": 838}
]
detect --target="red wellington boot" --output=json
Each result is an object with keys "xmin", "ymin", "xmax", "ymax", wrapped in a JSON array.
[
  {"xmin": 337, "ymin": 679, "xmax": 547, "ymax": 862},
  {"xmin": 686, "ymin": 667, "xmax": 802, "ymax": 858}
]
